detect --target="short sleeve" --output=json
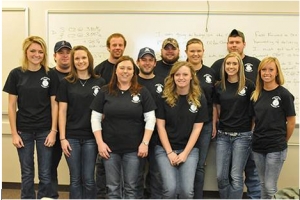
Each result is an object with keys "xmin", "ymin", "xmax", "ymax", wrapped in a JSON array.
[
  {"xmin": 55, "ymin": 79, "xmax": 68, "ymax": 103},
  {"xmin": 49, "ymin": 69, "xmax": 60, "ymax": 96},
  {"xmin": 155, "ymin": 95, "xmax": 166, "ymax": 120},
  {"xmin": 213, "ymin": 83, "xmax": 221, "ymax": 104},
  {"xmin": 3, "ymin": 68, "xmax": 19, "ymax": 95},
  {"xmin": 282, "ymin": 90, "xmax": 296, "ymax": 117},
  {"xmin": 141, "ymin": 87, "xmax": 157, "ymax": 113},
  {"xmin": 90, "ymin": 87, "xmax": 106, "ymax": 113},
  {"xmin": 195, "ymin": 94, "xmax": 209, "ymax": 123}
]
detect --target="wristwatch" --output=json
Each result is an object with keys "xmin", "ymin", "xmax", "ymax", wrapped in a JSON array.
[{"xmin": 142, "ymin": 141, "xmax": 149, "ymax": 146}]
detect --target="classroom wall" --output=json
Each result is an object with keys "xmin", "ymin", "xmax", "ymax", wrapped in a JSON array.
[{"xmin": 2, "ymin": 1, "xmax": 299, "ymax": 190}]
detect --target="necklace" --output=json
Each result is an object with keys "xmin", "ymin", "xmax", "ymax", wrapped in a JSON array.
[{"xmin": 79, "ymin": 79, "xmax": 88, "ymax": 87}]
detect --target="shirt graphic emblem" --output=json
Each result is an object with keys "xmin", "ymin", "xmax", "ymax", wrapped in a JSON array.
[
  {"xmin": 131, "ymin": 93, "xmax": 141, "ymax": 103},
  {"xmin": 189, "ymin": 102, "xmax": 198, "ymax": 113},
  {"xmin": 244, "ymin": 63, "xmax": 253, "ymax": 72},
  {"xmin": 271, "ymin": 96, "xmax": 281, "ymax": 108},
  {"xmin": 204, "ymin": 74, "xmax": 212, "ymax": 83},
  {"xmin": 41, "ymin": 77, "xmax": 50, "ymax": 88},
  {"xmin": 238, "ymin": 86, "xmax": 247, "ymax": 96},
  {"xmin": 92, "ymin": 86, "xmax": 101, "ymax": 96},
  {"xmin": 155, "ymin": 84, "xmax": 164, "ymax": 94}
]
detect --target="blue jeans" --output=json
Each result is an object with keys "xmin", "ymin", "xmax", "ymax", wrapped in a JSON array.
[
  {"xmin": 194, "ymin": 122, "xmax": 212, "ymax": 199},
  {"xmin": 95, "ymin": 155, "xmax": 107, "ymax": 197},
  {"xmin": 50, "ymin": 133, "xmax": 62, "ymax": 199},
  {"xmin": 252, "ymin": 149, "xmax": 287, "ymax": 199},
  {"xmin": 103, "ymin": 152, "xmax": 143, "ymax": 199},
  {"xmin": 155, "ymin": 145, "xmax": 199, "ymax": 199},
  {"xmin": 65, "ymin": 138, "xmax": 97, "ymax": 199},
  {"xmin": 140, "ymin": 143, "xmax": 163, "ymax": 199},
  {"xmin": 216, "ymin": 131, "xmax": 252, "ymax": 199},
  {"xmin": 17, "ymin": 131, "xmax": 53, "ymax": 199},
  {"xmin": 244, "ymin": 152, "xmax": 261, "ymax": 199}
]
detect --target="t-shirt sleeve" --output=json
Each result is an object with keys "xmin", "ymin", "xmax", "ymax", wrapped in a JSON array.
[
  {"xmin": 195, "ymin": 94, "xmax": 209, "ymax": 123},
  {"xmin": 49, "ymin": 70, "xmax": 59, "ymax": 96},
  {"xmin": 155, "ymin": 95, "xmax": 165, "ymax": 120},
  {"xmin": 211, "ymin": 60, "xmax": 222, "ymax": 81},
  {"xmin": 213, "ymin": 83, "xmax": 221, "ymax": 104},
  {"xmin": 3, "ymin": 68, "xmax": 19, "ymax": 95},
  {"xmin": 55, "ymin": 79, "xmax": 68, "ymax": 103},
  {"xmin": 282, "ymin": 89, "xmax": 296, "ymax": 117},
  {"xmin": 141, "ymin": 87, "xmax": 157, "ymax": 113},
  {"xmin": 90, "ymin": 88, "xmax": 106, "ymax": 113}
]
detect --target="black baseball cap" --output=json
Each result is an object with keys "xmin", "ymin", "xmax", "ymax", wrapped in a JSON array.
[
  {"xmin": 138, "ymin": 47, "xmax": 156, "ymax": 59},
  {"xmin": 229, "ymin": 29, "xmax": 245, "ymax": 41},
  {"xmin": 54, "ymin": 40, "xmax": 72, "ymax": 53}
]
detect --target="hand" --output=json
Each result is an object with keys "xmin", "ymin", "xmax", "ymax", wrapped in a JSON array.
[
  {"xmin": 167, "ymin": 152, "xmax": 178, "ymax": 166},
  {"xmin": 12, "ymin": 133, "xmax": 24, "ymax": 148},
  {"xmin": 174, "ymin": 151, "xmax": 188, "ymax": 166},
  {"xmin": 138, "ymin": 143, "xmax": 148, "ymax": 158},
  {"xmin": 211, "ymin": 126, "xmax": 217, "ymax": 139},
  {"xmin": 61, "ymin": 139, "xmax": 72, "ymax": 157},
  {"xmin": 98, "ymin": 142, "xmax": 112, "ymax": 159},
  {"xmin": 44, "ymin": 130, "xmax": 57, "ymax": 147}
]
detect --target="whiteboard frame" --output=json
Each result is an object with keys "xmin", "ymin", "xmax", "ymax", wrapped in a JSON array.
[{"xmin": 2, "ymin": 7, "xmax": 29, "ymax": 115}]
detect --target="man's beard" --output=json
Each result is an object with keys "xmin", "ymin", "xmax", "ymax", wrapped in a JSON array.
[{"xmin": 162, "ymin": 55, "xmax": 179, "ymax": 65}]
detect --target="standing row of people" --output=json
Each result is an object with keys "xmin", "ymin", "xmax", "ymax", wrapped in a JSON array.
[{"xmin": 3, "ymin": 29, "xmax": 295, "ymax": 199}]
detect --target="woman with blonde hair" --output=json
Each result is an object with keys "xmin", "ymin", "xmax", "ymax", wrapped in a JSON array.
[
  {"xmin": 155, "ymin": 61, "xmax": 208, "ymax": 198},
  {"xmin": 56, "ymin": 45, "xmax": 105, "ymax": 199},
  {"xmin": 214, "ymin": 52, "xmax": 255, "ymax": 199},
  {"xmin": 251, "ymin": 57, "xmax": 296, "ymax": 199},
  {"xmin": 3, "ymin": 36, "xmax": 59, "ymax": 198}
]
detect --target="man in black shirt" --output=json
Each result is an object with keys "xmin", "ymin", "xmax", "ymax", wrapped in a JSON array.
[
  {"xmin": 50, "ymin": 40, "xmax": 72, "ymax": 199},
  {"xmin": 154, "ymin": 38, "xmax": 180, "ymax": 79},
  {"xmin": 211, "ymin": 29, "xmax": 261, "ymax": 199},
  {"xmin": 137, "ymin": 47, "xmax": 164, "ymax": 199},
  {"xmin": 94, "ymin": 33, "xmax": 126, "ymax": 83}
]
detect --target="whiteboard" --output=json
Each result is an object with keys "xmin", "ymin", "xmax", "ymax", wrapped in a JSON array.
[{"xmin": 47, "ymin": 11, "xmax": 299, "ymax": 122}]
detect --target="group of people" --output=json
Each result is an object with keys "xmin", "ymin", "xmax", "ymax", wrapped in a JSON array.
[{"xmin": 3, "ymin": 29, "xmax": 296, "ymax": 199}]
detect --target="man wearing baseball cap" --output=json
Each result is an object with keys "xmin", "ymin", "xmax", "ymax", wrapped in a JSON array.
[
  {"xmin": 154, "ymin": 38, "xmax": 180, "ymax": 79},
  {"xmin": 211, "ymin": 29, "xmax": 261, "ymax": 199},
  {"xmin": 137, "ymin": 47, "xmax": 164, "ymax": 198},
  {"xmin": 50, "ymin": 40, "xmax": 72, "ymax": 198}
]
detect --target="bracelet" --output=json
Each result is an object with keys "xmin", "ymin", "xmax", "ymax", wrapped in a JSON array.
[
  {"xmin": 51, "ymin": 129, "xmax": 58, "ymax": 132},
  {"xmin": 60, "ymin": 138, "xmax": 66, "ymax": 141},
  {"xmin": 167, "ymin": 151, "xmax": 174, "ymax": 155}
]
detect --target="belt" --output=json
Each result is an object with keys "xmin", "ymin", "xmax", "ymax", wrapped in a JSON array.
[{"xmin": 218, "ymin": 130, "xmax": 239, "ymax": 137}]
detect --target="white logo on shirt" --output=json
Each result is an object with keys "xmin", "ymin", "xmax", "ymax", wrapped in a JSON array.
[
  {"xmin": 41, "ymin": 77, "xmax": 50, "ymax": 88},
  {"xmin": 92, "ymin": 86, "xmax": 101, "ymax": 96},
  {"xmin": 271, "ymin": 96, "xmax": 281, "ymax": 108},
  {"xmin": 238, "ymin": 86, "xmax": 247, "ymax": 96},
  {"xmin": 155, "ymin": 84, "xmax": 164, "ymax": 94},
  {"xmin": 244, "ymin": 63, "xmax": 253, "ymax": 72},
  {"xmin": 131, "ymin": 93, "xmax": 141, "ymax": 103},
  {"xmin": 189, "ymin": 102, "xmax": 198, "ymax": 113},
  {"xmin": 204, "ymin": 74, "xmax": 212, "ymax": 83}
]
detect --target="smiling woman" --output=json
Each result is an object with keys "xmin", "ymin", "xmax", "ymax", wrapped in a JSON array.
[{"xmin": 3, "ymin": 36, "xmax": 59, "ymax": 199}]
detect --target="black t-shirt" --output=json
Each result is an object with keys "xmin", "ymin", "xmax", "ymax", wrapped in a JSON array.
[
  {"xmin": 3, "ymin": 66, "xmax": 59, "ymax": 132},
  {"xmin": 137, "ymin": 75, "xmax": 164, "ymax": 101},
  {"xmin": 211, "ymin": 55, "xmax": 260, "ymax": 83},
  {"xmin": 52, "ymin": 67, "xmax": 69, "ymax": 81},
  {"xmin": 138, "ymin": 75, "xmax": 165, "ymax": 146},
  {"xmin": 56, "ymin": 77, "xmax": 106, "ymax": 139},
  {"xmin": 196, "ymin": 65, "xmax": 216, "ymax": 121},
  {"xmin": 94, "ymin": 59, "xmax": 139, "ymax": 84},
  {"xmin": 252, "ymin": 86, "xmax": 296, "ymax": 153},
  {"xmin": 214, "ymin": 79, "xmax": 255, "ymax": 132},
  {"xmin": 154, "ymin": 60, "xmax": 173, "ymax": 79},
  {"xmin": 90, "ymin": 86, "xmax": 156, "ymax": 153},
  {"xmin": 156, "ymin": 94, "xmax": 208, "ymax": 150},
  {"xmin": 94, "ymin": 60, "xmax": 114, "ymax": 84}
]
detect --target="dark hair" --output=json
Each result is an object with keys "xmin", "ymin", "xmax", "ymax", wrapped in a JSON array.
[
  {"xmin": 108, "ymin": 56, "xmax": 142, "ymax": 96},
  {"xmin": 228, "ymin": 29, "xmax": 245, "ymax": 42},
  {"xmin": 106, "ymin": 33, "xmax": 127, "ymax": 48},
  {"xmin": 66, "ymin": 45, "xmax": 98, "ymax": 83}
]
